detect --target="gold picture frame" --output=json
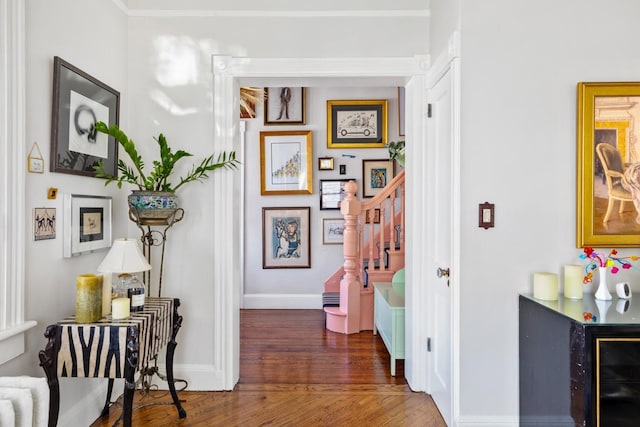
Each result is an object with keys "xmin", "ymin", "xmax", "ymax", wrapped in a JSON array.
[
  {"xmin": 577, "ymin": 82, "xmax": 640, "ymax": 247},
  {"xmin": 260, "ymin": 130, "xmax": 313, "ymax": 195},
  {"xmin": 327, "ymin": 99, "xmax": 388, "ymax": 148}
]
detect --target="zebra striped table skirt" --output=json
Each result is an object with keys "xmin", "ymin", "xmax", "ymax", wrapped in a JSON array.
[{"xmin": 39, "ymin": 297, "xmax": 186, "ymax": 427}]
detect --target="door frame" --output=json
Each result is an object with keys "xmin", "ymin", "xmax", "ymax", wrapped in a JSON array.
[{"xmin": 210, "ymin": 55, "xmax": 456, "ymax": 400}]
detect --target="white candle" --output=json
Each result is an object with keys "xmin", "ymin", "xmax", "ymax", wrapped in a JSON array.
[
  {"xmin": 533, "ymin": 272, "xmax": 558, "ymax": 301},
  {"xmin": 112, "ymin": 297, "xmax": 130, "ymax": 320},
  {"xmin": 564, "ymin": 264, "xmax": 583, "ymax": 299},
  {"xmin": 101, "ymin": 273, "xmax": 113, "ymax": 316}
]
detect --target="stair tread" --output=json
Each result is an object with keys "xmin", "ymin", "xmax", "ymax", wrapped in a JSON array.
[{"xmin": 324, "ymin": 307, "xmax": 346, "ymax": 316}]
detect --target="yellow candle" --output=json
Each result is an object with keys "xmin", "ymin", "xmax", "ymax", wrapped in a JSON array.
[
  {"xmin": 112, "ymin": 297, "xmax": 130, "ymax": 320},
  {"xmin": 533, "ymin": 272, "xmax": 558, "ymax": 301},
  {"xmin": 101, "ymin": 273, "xmax": 112, "ymax": 316},
  {"xmin": 564, "ymin": 264, "xmax": 584, "ymax": 299},
  {"xmin": 76, "ymin": 274, "xmax": 102, "ymax": 323}
]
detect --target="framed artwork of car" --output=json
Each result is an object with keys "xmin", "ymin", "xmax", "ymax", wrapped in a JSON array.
[{"xmin": 326, "ymin": 99, "xmax": 388, "ymax": 148}]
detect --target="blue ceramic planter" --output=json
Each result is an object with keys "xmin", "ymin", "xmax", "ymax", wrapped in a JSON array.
[{"xmin": 128, "ymin": 191, "xmax": 178, "ymax": 221}]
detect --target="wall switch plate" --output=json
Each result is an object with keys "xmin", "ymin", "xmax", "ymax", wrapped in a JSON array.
[{"xmin": 479, "ymin": 202, "xmax": 494, "ymax": 229}]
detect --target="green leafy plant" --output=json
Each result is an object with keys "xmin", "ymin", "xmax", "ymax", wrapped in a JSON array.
[
  {"xmin": 386, "ymin": 140, "xmax": 405, "ymax": 165},
  {"xmin": 93, "ymin": 122, "xmax": 239, "ymax": 193}
]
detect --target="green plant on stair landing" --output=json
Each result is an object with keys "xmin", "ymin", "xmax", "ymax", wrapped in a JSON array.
[{"xmin": 386, "ymin": 140, "xmax": 405, "ymax": 167}]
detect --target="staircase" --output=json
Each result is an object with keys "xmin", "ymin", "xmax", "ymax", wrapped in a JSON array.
[{"xmin": 323, "ymin": 170, "xmax": 405, "ymax": 334}]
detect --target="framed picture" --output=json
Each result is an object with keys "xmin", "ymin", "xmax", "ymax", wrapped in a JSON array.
[
  {"xmin": 326, "ymin": 99, "xmax": 388, "ymax": 148},
  {"xmin": 34, "ymin": 208, "xmax": 56, "ymax": 241},
  {"xmin": 362, "ymin": 159, "xmax": 395, "ymax": 198},
  {"xmin": 318, "ymin": 157, "xmax": 334, "ymax": 171},
  {"xmin": 320, "ymin": 179, "xmax": 354, "ymax": 210},
  {"xmin": 50, "ymin": 56, "xmax": 120, "ymax": 178},
  {"xmin": 262, "ymin": 207, "xmax": 311, "ymax": 268},
  {"xmin": 365, "ymin": 208, "xmax": 381, "ymax": 224},
  {"xmin": 63, "ymin": 194, "xmax": 112, "ymax": 257},
  {"xmin": 577, "ymin": 82, "xmax": 640, "ymax": 247},
  {"xmin": 260, "ymin": 130, "xmax": 313, "ymax": 195},
  {"xmin": 264, "ymin": 87, "xmax": 306, "ymax": 125},
  {"xmin": 398, "ymin": 87, "xmax": 406, "ymax": 137},
  {"xmin": 323, "ymin": 218, "xmax": 345, "ymax": 245}
]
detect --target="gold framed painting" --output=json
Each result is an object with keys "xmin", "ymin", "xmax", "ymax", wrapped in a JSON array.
[
  {"xmin": 260, "ymin": 130, "xmax": 313, "ymax": 195},
  {"xmin": 327, "ymin": 99, "xmax": 388, "ymax": 148},
  {"xmin": 577, "ymin": 82, "xmax": 640, "ymax": 247}
]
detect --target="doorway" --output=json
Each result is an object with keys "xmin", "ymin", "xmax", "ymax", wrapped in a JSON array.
[{"xmin": 209, "ymin": 55, "xmax": 452, "ymax": 405}]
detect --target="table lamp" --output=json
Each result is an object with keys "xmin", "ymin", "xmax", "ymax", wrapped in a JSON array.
[{"xmin": 97, "ymin": 238, "xmax": 151, "ymax": 319}]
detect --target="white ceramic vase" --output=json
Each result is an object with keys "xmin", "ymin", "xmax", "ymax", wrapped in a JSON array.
[{"xmin": 594, "ymin": 267, "xmax": 612, "ymax": 301}]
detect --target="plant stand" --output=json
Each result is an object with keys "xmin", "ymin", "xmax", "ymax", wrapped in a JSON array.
[{"xmin": 129, "ymin": 207, "xmax": 184, "ymax": 298}]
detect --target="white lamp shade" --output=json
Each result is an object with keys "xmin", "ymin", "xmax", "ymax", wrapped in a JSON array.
[{"xmin": 96, "ymin": 238, "xmax": 152, "ymax": 274}]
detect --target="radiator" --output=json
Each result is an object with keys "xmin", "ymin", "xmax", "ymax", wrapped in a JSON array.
[{"xmin": 0, "ymin": 376, "xmax": 49, "ymax": 427}]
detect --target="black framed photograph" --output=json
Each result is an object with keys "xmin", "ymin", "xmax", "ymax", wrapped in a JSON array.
[
  {"xmin": 63, "ymin": 194, "xmax": 112, "ymax": 257},
  {"xmin": 320, "ymin": 179, "xmax": 354, "ymax": 210},
  {"xmin": 264, "ymin": 87, "xmax": 306, "ymax": 125},
  {"xmin": 327, "ymin": 99, "xmax": 388, "ymax": 148},
  {"xmin": 51, "ymin": 56, "xmax": 120, "ymax": 177},
  {"xmin": 362, "ymin": 159, "xmax": 395, "ymax": 198},
  {"xmin": 262, "ymin": 207, "xmax": 311, "ymax": 269}
]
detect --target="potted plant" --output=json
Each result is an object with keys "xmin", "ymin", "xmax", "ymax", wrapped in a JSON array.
[
  {"xmin": 93, "ymin": 121, "xmax": 240, "ymax": 222},
  {"xmin": 386, "ymin": 140, "xmax": 405, "ymax": 167}
]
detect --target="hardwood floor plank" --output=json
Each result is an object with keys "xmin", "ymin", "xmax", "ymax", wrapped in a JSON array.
[{"xmin": 90, "ymin": 309, "xmax": 446, "ymax": 426}]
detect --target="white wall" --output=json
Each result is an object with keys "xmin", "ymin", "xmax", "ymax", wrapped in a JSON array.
[{"xmin": 455, "ymin": 0, "xmax": 640, "ymax": 425}]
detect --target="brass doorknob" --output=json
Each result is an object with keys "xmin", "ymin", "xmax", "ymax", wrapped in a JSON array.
[{"xmin": 437, "ymin": 267, "xmax": 450, "ymax": 278}]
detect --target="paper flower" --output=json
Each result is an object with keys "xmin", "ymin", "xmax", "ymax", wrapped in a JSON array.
[{"xmin": 579, "ymin": 247, "xmax": 639, "ymax": 284}]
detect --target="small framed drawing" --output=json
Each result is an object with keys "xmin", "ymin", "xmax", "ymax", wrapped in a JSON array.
[
  {"xmin": 362, "ymin": 159, "xmax": 395, "ymax": 198},
  {"xmin": 260, "ymin": 130, "xmax": 313, "ymax": 195},
  {"xmin": 262, "ymin": 207, "xmax": 311, "ymax": 269},
  {"xmin": 264, "ymin": 87, "xmax": 306, "ymax": 125},
  {"xmin": 63, "ymin": 194, "xmax": 112, "ymax": 257},
  {"xmin": 327, "ymin": 99, "xmax": 388, "ymax": 148},
  {"xmin": 365, "ymin": 208, "xmax": 381, "ymax": 224},
  {"xmin": 323, "ymin": 218, "xmax": 345, "ymax": 245},
  {"xmin": 51, "ymin": 56, "xmax": 120, "ymax": 178},
  {"xmin": 318, "ymin": 157, "xmax": 334, "ymax": 170},
  {"xmin": 320, "ymin": 179, "xmax": 353, "ymax": 210},
  {"xmin": 34, "ymin": 208, "xmax": 56, "ymax": 241}
]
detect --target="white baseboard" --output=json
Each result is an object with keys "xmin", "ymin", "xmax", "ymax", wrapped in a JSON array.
[
  {"xmin": 243, "ymin": 293, "xmax": 322, "ymax": 309},
  {"xmin": 455, "ymin": 415, "xmax": 520, "ymax": 427}
]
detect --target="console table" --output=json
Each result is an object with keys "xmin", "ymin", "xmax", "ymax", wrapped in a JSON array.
[
  {"xmin": 39, "ymin": 297, "xmax": 187, "ymax": 427},
  {"xmin": 373, "ymin": 282, "xmax": 405, "ymax": 376},
  {"xmin": 520, "ymin": 294, "xmax": 640, "ymax": 427}
]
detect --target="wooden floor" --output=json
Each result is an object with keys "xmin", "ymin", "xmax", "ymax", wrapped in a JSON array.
[{"xmin": 91, "ymin": 309, "xmax": 446, "ymax": 426}]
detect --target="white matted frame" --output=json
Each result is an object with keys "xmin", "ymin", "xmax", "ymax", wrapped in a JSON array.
[
  {"xmin": 264, "ymin": 87, "xmax": 306, "ymax": 125},
  {"xmin": 63, "ymin": 194, "xmax": 112, "ymax": 257},
  {"xmin": 362, "ymin": 159, "xmax": 395, "ymax": 197},
  {"xmin": 323, "ymin": 218, "xmax": 345, "ymax": 244}
]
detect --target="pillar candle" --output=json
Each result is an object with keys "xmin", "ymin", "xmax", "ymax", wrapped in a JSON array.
[
  {"xmin": 76, "ymin": 274, "xmax": 102, "ymax": 323},
  {"xmin": 564, "ymin": 264, "xmax": 584, "ymax": 299},
  {"xmin": 112, "ymin": 297, "xmax": 130, "ymax": 320},
  {"xmin": 101, "ymin": 273, "xmax": 112, "ymax": 316},
  {"xmin": 533, "ymin": 272, "xmax": 558, "ymax": 301}
]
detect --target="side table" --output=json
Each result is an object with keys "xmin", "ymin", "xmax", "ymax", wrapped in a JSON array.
[{"xmin": 39, "ymin": 297, "xmax": 187, "ymax": 427}]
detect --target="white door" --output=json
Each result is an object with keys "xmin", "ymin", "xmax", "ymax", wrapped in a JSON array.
[{"xmin": 427, "ymin": 63, "xmax": 456, "ymax": 425}]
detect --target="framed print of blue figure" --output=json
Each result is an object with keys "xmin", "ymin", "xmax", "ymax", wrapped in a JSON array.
[
  {"xmin": 362, "ymin": 159, "xmax": 395, "ymax": 198},
  {"xmin": 262, "ymin": 207, "xmax": 311, "ymax": 269}
]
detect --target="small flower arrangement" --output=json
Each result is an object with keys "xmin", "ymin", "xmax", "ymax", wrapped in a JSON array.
[{"xmin": 579, "ymin": 247, "xmax": 639, "ymax": 284}]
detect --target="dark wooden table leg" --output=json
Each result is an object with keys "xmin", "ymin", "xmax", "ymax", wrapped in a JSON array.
[
  {"xmin": 167, "ymin": 299, "xmax": 187, "ymax": 418},
  {"xmin": 100, "ymin": 379, "xmax": 114, "ymax": 417},
  {"xmin": 39, "ymin": 325, "xmax": 60, "ymax": 427},
  {"xmin": 122, "ymin": 326, "xmax": 139, "ymax": 427}
]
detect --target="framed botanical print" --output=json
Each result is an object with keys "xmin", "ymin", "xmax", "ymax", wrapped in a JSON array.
[
  {"xmin": 50, "ymin": 56, "xmax": 120, "ymax": 178},
  {"xmin": 260, "ymin": 130, "xmax": 313, "ymax": 195},
  {"xmin": 262, "ymin": 207, "xmax": 311, "ymax": 268},
  {"xmin": 362, "ymin": 159, "xmax": 395, "ymax": 198}
]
